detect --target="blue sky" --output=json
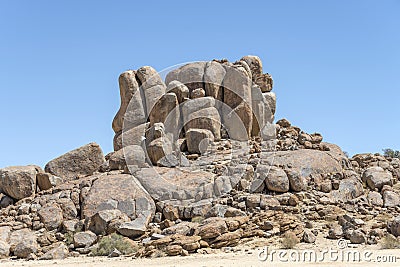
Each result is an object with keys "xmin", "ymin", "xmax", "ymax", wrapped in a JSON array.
[{"xmin": 0, "ymin": 0, "xmax": 399, "ymax": 168}]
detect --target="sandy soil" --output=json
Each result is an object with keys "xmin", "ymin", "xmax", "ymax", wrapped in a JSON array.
[{"xmin": 1, "ymin": 239, "xmax": 400, "ymax": 267}]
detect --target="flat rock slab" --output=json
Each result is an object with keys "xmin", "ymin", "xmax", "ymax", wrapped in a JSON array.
[
  {"xmin": 81, "ymin": 174, "xmax": 155, "ymax": 224},
  {"xmin": 261, "ymin": 149, "xmax": 343, "ymax": 177},
  {"xmin": 134, "ymin": 167, "xmax": 215, "ymax": 201},
  {"xmin": 45, "ymin": 143, "xmax": 106, "ymax": 181}
]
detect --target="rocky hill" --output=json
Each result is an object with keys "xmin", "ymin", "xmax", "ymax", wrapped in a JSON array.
[{"xmin": 0, "ymin": 56, "xmax": 399, "ymax": 260}]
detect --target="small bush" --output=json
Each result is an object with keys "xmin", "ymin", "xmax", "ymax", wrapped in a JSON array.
[
  {"xmin": 191, "ymin": 216, "xmax": 205, "ymax": 224},
  {"xmin": 380, "ymin": 234, "xmax": 400, "ymax": 249},
  {"xmin": 280, "ymin": 232, "xmax": 299, "ymax": 249},
  {"xmin": 383, "ymin": 148, "xmax": 400, "ymax": 159},
  {"xmin": 91, "ymin": 233, "xmax": 137, "ymax": 256},
  {"xmin": 64, "ymin": 232, "xmax": 74, "ymax": 246}
]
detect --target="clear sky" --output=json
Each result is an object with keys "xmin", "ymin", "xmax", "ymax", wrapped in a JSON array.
[{"xmin": 0, "ymin": 0, "xmax": 399, "ymax": 168}]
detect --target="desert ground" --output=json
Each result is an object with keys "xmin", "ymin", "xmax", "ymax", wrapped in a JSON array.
[{"xmin": 1, "ymin": 237, "xmax": 400, "ymax": 267}]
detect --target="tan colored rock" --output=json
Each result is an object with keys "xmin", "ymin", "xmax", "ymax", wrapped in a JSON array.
[
  {"xmin": 113, "ymin": 123, "xmax": 148, "ymax": 151},
  {"xmin": 9, "ymin": 229, "xmax": 38, "ymax": 259},
  {"xmin": 149, "ymin": 92, "xmax": 179, "ymax": 126},
  {"xmin": 39, "ymin": 242, "xmax": 69, "ymax": 260},
  {"xmin": 166, "ymin": 62, "xmax": 206, "ymax": 92},
  {"xmin": 163, "ymin": 205, "xmax": 179, "ymax": 221},
  {"xmin": 383, "ymin": 190, "xmax": 400, "ymax": 207},
  {"xmin": 136, "ymin": 66, "xmax": 167, "ymax": 115},
  {"xmin": 147, "ymin": 137, "xmax": 173, "ymax": 165},
  {"xmin": 57, "ymin": 198, "xmax": 78, "ymax": 220},
  {"xmin": 204, "ymin": 61, "xmax": 225, "ymax": 100},
  {"xmin": 262, "ymin": 166, "xmax": 289, "ymax": 193},
  {"xmin": 167, "ymin": 80, "xmax": 189, "ymax": 103},
  {"xmin": 255, "ymin": 73, "xmax": 273, "ymax": 92},
  {"xmin": 210, "ymin": 231, "xmax": 241, "ymax": 248},
  {"xmin": 263, "ymin": 149, "xmax": 343, "ymax": 178},
  {"xmin": 0, "ymin": 166, "xmax": 38, "ymax": 200},
  {"xmin": 181, "ymin": 96, "xmax": 215, "ymax": 116},
  {"xmin": 186, "ymin": 129, "xmax": 214, "ymax": 154},
  {"xmin": 73, "ymin": 231, "xmax": 97, "ymax": 248},
  {"xmin": 0, "ymin": 226, "xmax": 11, "ymax": 242},
  {"xmin": 223, "ymin": 63, "xmax": 252, "ymax": 109},
  {"xmin": 362, "ymin": 167, "xmax": 393, "ymax": 191},
  {"xmin": 286, "ymin": 169, "xmax": 307, "ymax": 192},
  {"xmin": 224, "ymin": 101, "xmax": 252, "ymax": 140},
  {"xmin": 0, "ymin": 240, "xmax": 10, "ymax": 259},
  {"xmin": 44, "ymin": 143, "xmax": 106, "ymax": 181},
  {"xmin": 165, "ymin": 244, "xmax": 182, "ymax": 256},
  {"xmin": 118, "ymin": 216, "xmax": 148, "ymax": 238},
  {"xmin": 81, "ymin": 174, "xmax": 155, "ymax": 226},
  {"xmin": 252, "ymin": 87, "xmax": 276, "ymax": 136},
  {"xmin": 109, "ymin": 145, "xmax": 146, "ymax": 170},
  {"xmin": 89, "ymin": 209, "xmax": 126, "ymax": 235},
  {"xmin": 191, "ymin": 88, "xmax": 205, "ymax": 99},
  {"xmin": 367, "ymin": 191, "xmax": 383, "ymax": 206},
  {"xmin": 195, "ymin": 219, "xmax": 228, "ymax": 239},
  {"xmin": 38, "ymin": 204, "xmax": 64, "ymax": 231},
  {"xmin": 185, "ymin": 107, "xmax": 221, "ymax": 140},
  {"xmin": 240, "ymin": 55, "xmax": 263, "ymax": 80},
  {"xmin": 112, "ymin": 70, "xmax": 146, "ymax": 133},
  {"xmin": 37, "ymin": 173, "xmax": 62, "ymax": 191},
  {"xmin": 145, "ymin": 122, "xmax": 167, "ymax": 145}
]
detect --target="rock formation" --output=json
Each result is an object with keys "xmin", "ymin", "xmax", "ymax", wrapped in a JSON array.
[{"xmin": 0, "ymin": 55, "xmax": 399, "ymax": 260}]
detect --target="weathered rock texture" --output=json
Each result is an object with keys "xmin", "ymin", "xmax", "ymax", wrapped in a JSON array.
[{"xmin": 1, "ymin": 55, "xmax": 400, "ymax": 261}]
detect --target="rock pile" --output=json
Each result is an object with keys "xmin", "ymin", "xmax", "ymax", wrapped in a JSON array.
[{"xmin": 0, "ymin": 55, "xmax": 400, "ymax": 261}]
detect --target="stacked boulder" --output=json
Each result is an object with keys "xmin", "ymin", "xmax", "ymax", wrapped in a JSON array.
[
  {"xmin": 111, "ymin": 56, "xmax": 276, "ymax": 168},
  {"xmin": 1, "ymin": 55, "xmax": 400, "ymax": 261}
]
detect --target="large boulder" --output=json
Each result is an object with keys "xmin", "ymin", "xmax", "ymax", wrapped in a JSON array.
[
  {"xmin": 240, "ymin": 55, "xmax": 263, "ymax": 81},
  {"xmin": 73, "ymin": 231, "xmax": 97, "ymax": 248},
  {"xmin": 362, "ymin": 167, "xmax": 393, "ymax": 191},
  {"xmin": 136, "ymin": 66, "xmax": 166, "ymax": 115},
  {"xmin": 222, "ymin": 64, "xmax": 253, "ymax": 139},
  {"xmin": 383, "ymin": 190, "xmax": 400, "ymax": 207},
  {"xmin": 147, "ymin": 137, "xmax": 173, "ymax": 165},
  {"xmin": 181, "ymin": 97, "xmax": 215, "ymax": 118},
  {"xmin": 251, "ymin": 86, "xmax": 275, "ymax": 136},
  {"xmin": 262, "ymin": 149, "xmax": 343, "ymax": 178},
  {"xmin": 149, "ymin": 92, "xmax": 179, "ymax": 128},
  {"xmin": 45, "ymin": 143, "xmax": 106, "ymax": 181},
  {"xmin": 257, "ymin": 166, "xmax": 289, "ymax": 193},
  {"xmin": 184, "ymin": 107, "xmax": 221, "ymax": 140},
  {"xmin": 331, "ymin": 178, "xmax": 364, "ymax": 201},
  {"xmin": 39, "ymin": 242, "xmax": 69, "ymax": 260},
  {"xmin": 108, "ymin": 145, "xmax": 146, "ymax": 170},
  {"xmin": 204, "ymin": 61, "xmax": 226, "ymax": 101},
  {"xmin": 38, "ymin": 204, "xmax": 64, "ymax": 231},
  {"xmin": 0, "ymin": 240, "xmax": 10, "ymax": 259},
  {"xmin": 134, "ymin": 167, "xmax": 215, "ymax": 201},
  {"xmin": 112, "ymin": 70, "xmax": 146, "ymax": 133},
  {"xmin": 88, "ymin": 209, "xmax": 127, "ymax": 235},
  {"xmin": 9, "ymin": 229, "xmax": 38, "ymax": 259},
  {"xmin": 223, "ymin": 101, "xmax": 252, "ymax": 140},
  {"xmin": 81, "ymin": 174, "xmax": 155, "ymax": 230},
  {"xmin": 113, "ymin": 122, "xmax": 148, "ymax": 151},
  {"xmin": 165, "ymin": 62, "xmax": 206, "ymax": 92},
  {"xmin": 166, "ymin": 80, "xmax": 189, "ymax": 104},
  {"xmin": 0, "ymin": 166, "xmax": 39, "ymax": 200},
  {"xmin": 186, "ymin": 129, "xmax": 215, "ymax": 154}
]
